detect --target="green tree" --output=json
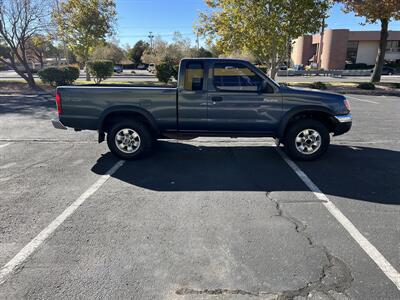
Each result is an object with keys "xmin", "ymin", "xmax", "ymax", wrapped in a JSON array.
[
  {"xmin": 155, "ymin": 58, "xmax": 178, "ymax": 84},
  {"xmin": 27, "ymin": 35, "xmax": 58, "ymax": 69},
  {"xmin": 127, "ymin": 40, "xmax": 149, "ymax": 64},
  {"xmin": 0, "ymin": 0, "xmax": 50, "ymax": 89},
  {"xmin": 53, "ymin": 0, "xmax": 116, "ymax": 81},
  {"xmin": 87, "ymin": 60, "xmax": 114, "ymax": 84},
  {"xmin": 337, "ymin": 0, "xmax": 400, "ymax": 82},
  {"xmin": 91, "ymin": 42, "xmax": 125, "ymax": 64},
  {"xmin": 195, "ymin": 47, "xmax": 213, "ymax": 58},
  {"xmin": 141, "ymin": 33, "xmax": 194, "ymax": 65},
  {"xmin": 197, "ymin": 0, "xmax": 330, "ymax": 79}
]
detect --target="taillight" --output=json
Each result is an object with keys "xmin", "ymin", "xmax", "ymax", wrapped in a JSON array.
[
  {"xmin": 55, "ymin": 90, "xmax": 62, "ymax": 115},
  {"xmin": 344, "ymin": 99, "xmax": 351, "ymax": 111}
]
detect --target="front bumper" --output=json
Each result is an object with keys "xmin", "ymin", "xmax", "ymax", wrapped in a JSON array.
[
  {"xmin": 51, "ymin": 118, "xmax": 67, "ymax": 130},
  {"xmin": 335, "ymin": 113, "xmax": 352, "ymax": 123},
  {"xmin": 333, "ymin": 113, "xmax": 352, "ymax": 136}
]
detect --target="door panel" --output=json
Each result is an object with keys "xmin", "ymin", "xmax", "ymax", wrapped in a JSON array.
[
  {"xmin": 207, "ymin": 91, "xmax": 282, "ymax": 132},
  {"xmin": 177, "ymin": 61, "xmax": 208, "ymax": 131},
  {"xmin": 178, "ymin": 90, "xmax": 208, "ymax": 131},
  {"xmin": 207, "ymin": 62, "xmax": 282, "ymax": 132}
]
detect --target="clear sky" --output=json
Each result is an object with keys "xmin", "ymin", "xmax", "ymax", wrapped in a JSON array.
[{"xmin": 115, "ymin": 0, "xmax": 400, "ymax": 47}]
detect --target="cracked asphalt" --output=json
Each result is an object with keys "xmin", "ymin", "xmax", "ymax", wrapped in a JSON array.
[{"xmin": 0, "ymin": 92, "xmax": 399, "ymax": 299}]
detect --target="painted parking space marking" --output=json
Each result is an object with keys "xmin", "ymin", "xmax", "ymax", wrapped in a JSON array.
[
  {"xmin": 346, "ymin": 95, "xmax": 379, "ymax": 104},
  {"xmin": 0, "ymin": 142, "xmax": 12, "ymax": 150},
  {"xmin": 277, "ymin": 149, "xmax": 400, "ymax": 290},
  {"xmin": 0, "ymin": 160, "xmax": 125, "ymax": 285},
  {"xmin": 335, "ymin": 140, "xmax": 400, "ymax": 145},
  {"xmin": 0, "ymin": 162, "xmax": 17, "ymax": 169}
]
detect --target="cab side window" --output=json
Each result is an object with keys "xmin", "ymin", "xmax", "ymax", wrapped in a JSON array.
[
  {"xmin": 184, "ymin": 62, "xmax": 204, "ymax": 91},
  {"xmin": 213, "ymin": 63, "xmax": 263, "ymax": 92}
]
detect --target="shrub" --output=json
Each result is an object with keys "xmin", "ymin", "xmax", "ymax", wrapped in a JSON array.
[
  {"xmin": 310, "ymin": 81, "xmax": 327, "ymax": 90},
  {"xmin": 155, "ymin": 61, "xmax": 178, "ymax": 83},
  {"xmin": 38, "ymin": 66, "xmax": 80, "ymax": 87},
  {"xmin": 390, "ymin": 82, "xmax": 400, "ymax": 89},
  {"xmin": 357, "ymin": 82, "xmax": 375, "ymax": 90},
  {"xmin": 87, "ymin": 60, "xmax": 114, "ymax": 84},
  {"xmin": 64, "ymin": 66, "xmax": 80, "ymax": 84}
]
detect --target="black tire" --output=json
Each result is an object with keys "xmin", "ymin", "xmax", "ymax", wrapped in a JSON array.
[
  {"xmin": 107, "ymin": 120, "xmax": 153, "ymax": 160},
  {"xmin": 283, "ymin": 119, "xmax": 330, "ymax": 161}
]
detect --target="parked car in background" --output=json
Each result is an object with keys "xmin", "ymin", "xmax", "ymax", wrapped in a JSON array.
[
  {"xmin": 293, "ymin": 64, "xmax": 305, "ymax": 71},
  {"xmin": 147, "ymin": 63, "xmax": 156, "ymax": 73},
  {"xmin": 278, "ymin": 64, "xmax": 287, "ymax": 71},
  {"xmin": 369, "ymin": 66, "xmax": 396, "ymax": 75},
  {"xmin": 113, "ymin": 65, "xmax": 123, "ymax": 73},
  {"xmin": 136, "ymin": 64, "xmax": 148, "ymax": 70},
  {"xmin": 381, "ymin": 66, "xmax": 396, "ymax": 75},
  {"xmin": 52, "ymin": 58, "xmax": 352, "ymax": 161}
]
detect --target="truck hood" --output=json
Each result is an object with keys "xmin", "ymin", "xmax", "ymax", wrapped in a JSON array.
[
  {"xmin": 278, "ymin": 86, "xmax": 349, "ymax": 115},
  {"xmin": 279, "ymin": 85, "xmax": 345, "ymax": 101}
]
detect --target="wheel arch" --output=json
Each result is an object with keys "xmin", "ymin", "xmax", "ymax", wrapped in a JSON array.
[
  {"xmin": 278, "ymin": 106, "xmax": 337, "ymax": 138},
  {"xmin": 99, "ymin": 106, "xmax": 160, "ymax": 136}
]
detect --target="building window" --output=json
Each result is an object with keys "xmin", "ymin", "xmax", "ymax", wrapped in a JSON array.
[
  {"xmin": 346, "ymin": 41, "xmax": 359, "ymax": 64},
  {"xmin": 386, "ymin": 41, "xmax": 400, "ymax": 52}
]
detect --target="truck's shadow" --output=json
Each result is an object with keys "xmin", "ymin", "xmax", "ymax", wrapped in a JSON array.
[{"xmin": 91, "ymin": 141, "xmax": 400, "ymax": 205}]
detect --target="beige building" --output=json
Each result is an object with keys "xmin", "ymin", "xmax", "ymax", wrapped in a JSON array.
[{"xmin": 292, "ymin": 29, "xmax": 400, "ymax": 69}]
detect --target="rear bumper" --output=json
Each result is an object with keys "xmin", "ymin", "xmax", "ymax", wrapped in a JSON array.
[
  {"xmin": 333, "ymin": 113, "xmax": 352, "ymax": 136},
  {"xmin": 51, "ymin": 118, "xmax": 67, "ymax": 130}
]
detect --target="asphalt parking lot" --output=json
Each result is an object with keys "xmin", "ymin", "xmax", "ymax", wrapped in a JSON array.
[{"xmin": 0, "ymin": 92, "xmax": 399, "ymax": 299}]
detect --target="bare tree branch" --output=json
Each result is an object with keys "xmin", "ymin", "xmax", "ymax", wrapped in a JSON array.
[{"xmin": 0, "ymin": 0, "xmax": 51, "ymax": 88}]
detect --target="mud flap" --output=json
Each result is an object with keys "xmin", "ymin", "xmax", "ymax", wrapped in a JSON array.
[{"xmin": 98, "ymin": 131, "xmax": 105, "ymax": 143}]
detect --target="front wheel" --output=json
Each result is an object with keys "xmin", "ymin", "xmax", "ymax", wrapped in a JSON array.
[
  {"xmin": 107, "ymin": 120, "xmax": 153, "ymax": 160},
  {"xmin": 283, "ymin": 119, "xmax": 330, "ymax": 161}
]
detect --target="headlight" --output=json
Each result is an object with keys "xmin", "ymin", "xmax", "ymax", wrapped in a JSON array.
[{"xmin": 344, "ymin": 99, "xmax": 351, "ymax": 111}]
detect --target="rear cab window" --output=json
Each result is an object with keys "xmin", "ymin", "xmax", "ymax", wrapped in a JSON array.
[{"xmin": 184, "ymin": 62, "xmax": 204, "ymax": 91}]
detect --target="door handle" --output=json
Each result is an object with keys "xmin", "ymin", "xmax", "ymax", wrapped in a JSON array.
[{"xmin": 211, "ymin": 96, "xmax": 223, "ymax": 102}]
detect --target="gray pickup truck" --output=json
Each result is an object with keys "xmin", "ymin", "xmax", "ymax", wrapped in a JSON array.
[{"xmin": 52, "ymin": 58, "xmax": 352, "ymax": 161}]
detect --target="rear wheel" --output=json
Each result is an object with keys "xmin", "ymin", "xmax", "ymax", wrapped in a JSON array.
[
  {"xmin": 283, "ymin": 119, "xmax": 330, "ymax": 161},
  {"xmin": 107, "ymin": 120, "xmax": 153, "ymax": 159}
]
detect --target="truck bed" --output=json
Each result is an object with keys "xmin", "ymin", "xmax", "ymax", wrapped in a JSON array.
[{"xmin": 58, "ymin": 86, "xmax": 178, "ymax": 131}]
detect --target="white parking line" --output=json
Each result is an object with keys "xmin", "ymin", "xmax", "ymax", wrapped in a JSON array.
[
  {"xmin": 0, "ymin": 162, "xmax": 17, "ymax": 169},
  {"xmin": 0, "ymin": 160, "xmax": 125, "ymax": 285},
  {"xmin": 346, "ymin": 95, "xmax": 379, "ymax": 104},
  {"xmin": 277, "ymin": 149, "xmax": 400, "ymax": 290},
  {"xmin": 0, "ymin": 142, "xmax": 12, "ymax": 149}
]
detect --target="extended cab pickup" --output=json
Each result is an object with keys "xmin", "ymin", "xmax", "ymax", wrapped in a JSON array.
[{"xmin": 52, "ymin": 58, "xmax": 352, "ymax": 161}]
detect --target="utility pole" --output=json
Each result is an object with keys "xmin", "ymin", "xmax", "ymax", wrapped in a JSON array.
[{"xmin": 148, "ymin": 31, "xmax": 154, "ymax": 51}]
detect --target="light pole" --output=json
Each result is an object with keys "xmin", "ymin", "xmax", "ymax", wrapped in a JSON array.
[{"xmin": 148, "ymin": 32, "xmax": 154, "ymax": 51}]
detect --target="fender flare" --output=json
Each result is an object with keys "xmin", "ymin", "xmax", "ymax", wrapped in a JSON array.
[
  {"xmin": 277, "ymin": 106, "xmax": 335, "ymax": 138},
  {"xmin": 98, "ymin": 105, "xmax": 160, "ymax": 134}
]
